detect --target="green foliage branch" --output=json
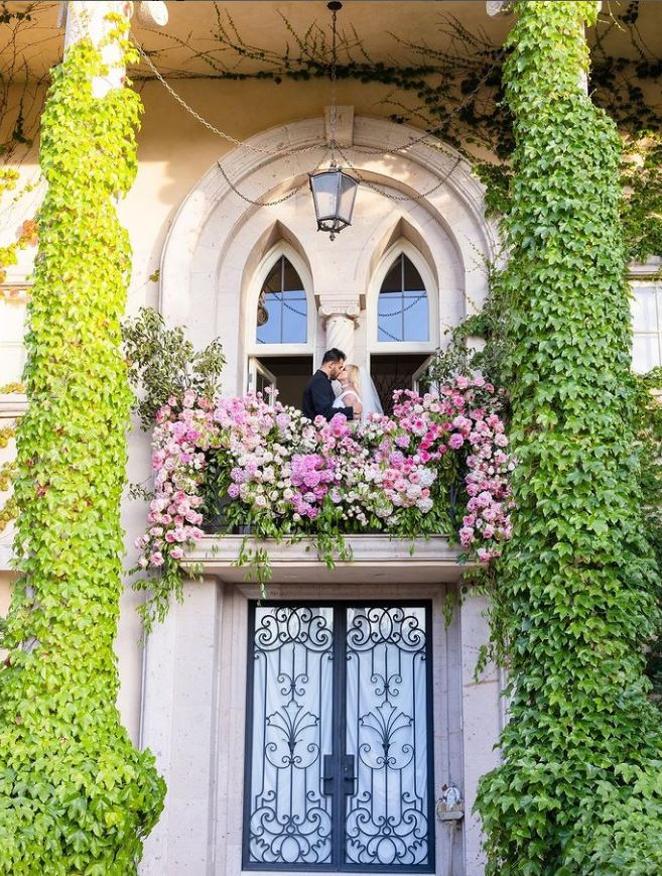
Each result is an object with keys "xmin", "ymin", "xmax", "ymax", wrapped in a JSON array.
[
  {"xmin": 122, "ymin": 306, "xmax": 225, "ymax": 429},
  {"xmin": 0, "ymin": 20, "xmax": 164, "ymax": 875},
  {"xmin": 474, "ymin": 3, "xmax": 662, "ymax": 874}
]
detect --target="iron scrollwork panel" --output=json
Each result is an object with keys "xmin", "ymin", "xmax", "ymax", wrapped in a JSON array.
[
  {"xmin": 244, "ymin": 603, "xmax": 434, "ymax": 871},
  {"xmin": 344, "ymin": 607, "xmax": 432, "ymax": 868},
  {"xmin": 246, "ymin": 606, "xmax": 334, "ymax": 866}
]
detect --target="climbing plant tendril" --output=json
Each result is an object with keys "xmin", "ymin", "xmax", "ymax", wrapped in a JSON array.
[
  {"xmin": 0, "ymin": 19, "xmax": 164, "ymax": 875},
  {"xmin": 475, "ymin": 4, "xmax": 662, "ymax": 874}
]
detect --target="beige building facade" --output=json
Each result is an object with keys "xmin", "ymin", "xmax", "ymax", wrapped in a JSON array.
[{"xmin": 0, "ymin": 2, "xmax": 660, "ymax": 874}]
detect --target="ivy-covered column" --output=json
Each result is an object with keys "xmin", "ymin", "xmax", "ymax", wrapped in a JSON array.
[
  {"xmin": 476, "ymin": 3, "xmax": 662, "ymax": 874},
  {"xmin": 0, "ymin": 6, "xmax": 164, "ymax": 874}
]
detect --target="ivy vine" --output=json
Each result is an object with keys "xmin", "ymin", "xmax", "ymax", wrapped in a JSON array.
[
  {"xmin": 636, "ymin": 366, "xmax": 662, "ymax": 705},
  {"xmin": 474, "ymin": 4, "xmax": 662, "ymax": 874},
  {"xmin": 0, "ymin": 18, "xmax": 164, "ymax": 875},
  {"xmin": 0, "ymin": 168, "xmax": 38, "ymax": 285}
]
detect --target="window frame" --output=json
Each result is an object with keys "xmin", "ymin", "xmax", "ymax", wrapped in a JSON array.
[
  {"xmin": 246, "ymin": 243, "xmax": 316, "ymax": 360},
  {"xmin": 369, "ymin": 241, "xmax": 438, "ymax": 355},
  {"xmin": 631, "ymin": 277, "xmax": 662, "ymax": 373}
]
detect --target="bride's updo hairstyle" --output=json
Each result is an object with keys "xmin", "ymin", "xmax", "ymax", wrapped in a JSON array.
[{"xmin": 342, "ymin": 364, "xmax": 360, "ymax": 387}]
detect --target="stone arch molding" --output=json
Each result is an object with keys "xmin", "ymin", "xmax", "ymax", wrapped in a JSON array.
[{"xmin": 159, "ymin": 116, "xmax": 498, "ymax": 369}]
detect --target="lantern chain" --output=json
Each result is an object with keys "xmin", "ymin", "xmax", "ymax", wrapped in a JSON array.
[
  {"xmin": 336, "ymin": 145, "xmax": 462, "ymax": 202},
  {"xmin": 328, "ymin": 0, "xmax": 342, "ymax": 164},
  {"xmin": 132, "ymin": 36, "xmax": 492, "ymax": 163},
  {"xmin": 216, "ymin": 156, "xmax": 325, "ymax": 207},
  {"xmin": 134, "ymin": 40, "xmax": 325, "ymax": 157}
]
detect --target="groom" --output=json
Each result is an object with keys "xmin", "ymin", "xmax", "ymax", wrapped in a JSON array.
[{"xmin": 302, "ymin": 348, "xmax": 354, "ymax": 422}]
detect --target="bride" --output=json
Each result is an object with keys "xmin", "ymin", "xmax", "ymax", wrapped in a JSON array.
[{"xmin": 333, "ymin": 363, "xmax": 383, "ymax": 423}]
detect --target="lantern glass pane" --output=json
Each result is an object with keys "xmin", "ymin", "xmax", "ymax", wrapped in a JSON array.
[
  {"xmin": 338, "ymin": 173, "xmax": 358, "ymax": 224},
  {"xmin": 311, "ymin": 171, "xmax": 340, "ymax": 221}
]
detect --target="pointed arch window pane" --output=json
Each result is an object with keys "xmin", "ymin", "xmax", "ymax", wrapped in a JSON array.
[
  {"xmin": 257, "ymin": 256, "xmax": 308, "ymax": 344},
  {"xmin": 378, "ymin": 254, "xmax": 429, "ymax": 343}
]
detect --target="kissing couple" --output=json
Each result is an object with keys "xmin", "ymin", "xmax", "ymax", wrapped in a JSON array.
[{"xmin": 302, "ymin": 348, "xmax": 382, "ymax": 424}]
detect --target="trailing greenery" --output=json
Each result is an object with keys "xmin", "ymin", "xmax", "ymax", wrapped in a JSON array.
[
  {"xmin": 134, "ymin": 370, "xmax": 513, "ymax": 628},
  {"xmin": 0, "ymin": 168, "xmax": 38, "ymax": 284},
  {"xmin": 474, "ymin": 4, "xmax": 662, "ymax": 874},
  {"xmin": 0, "ymin": 21, "xmax": 164, "ymax": 875},
  {"xmin": 0, "ymin": 424, "xmax": 17, "ymax": 534},
  {"xmin": 0, "ymin": 171, "xmax": 37, "ymax": 537},
  {"xmin": 150, "ymin": 2, "xmax": 660, "ymax": 159},
  {"xmin": 620, "ymin": 133, "xmax": 662, "ymax": 264}
]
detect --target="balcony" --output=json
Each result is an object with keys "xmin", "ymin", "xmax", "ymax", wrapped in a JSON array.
[
  {"xmin": 183, "ymin": 532, "xmax": 467, "ymax": 585},
  {"xmin": 137, "ymin": 382, "xmax": 513, "ymax": 603}
]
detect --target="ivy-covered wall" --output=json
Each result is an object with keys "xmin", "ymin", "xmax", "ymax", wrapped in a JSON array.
[
  {"xmin": 475, "ymin": 3, "xmax": 662, "ymax": 874},
  {"xmin": 0, "ymin": 23, "xmax": 164, "ymax": 875}
]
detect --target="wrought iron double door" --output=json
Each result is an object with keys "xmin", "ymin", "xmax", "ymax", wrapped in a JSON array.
[{"xmin": 243, "ymin": 603, "xmax": 434, "ymax": 872}]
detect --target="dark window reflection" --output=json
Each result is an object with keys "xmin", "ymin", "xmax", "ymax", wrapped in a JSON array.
[
  {"xmin": 378, "ymin": 254, "xmax": 429, "ymax": 343},
  {"xmin": 257, "ymin": 256, "xmax": 308, "ymax": 344}
]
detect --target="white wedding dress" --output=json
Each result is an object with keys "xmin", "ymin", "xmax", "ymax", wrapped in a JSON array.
[{"xmin": 333, "ymin": 367, "xmax": 383, "ymax": 422}]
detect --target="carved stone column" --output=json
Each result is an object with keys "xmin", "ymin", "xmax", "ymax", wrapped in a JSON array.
[
  {"xmin": 63, "ymin": 1, "xmax": 134, "ymax": 97},
  {"xmin": 319, "ymin": 296, "xmax": 360, "ymax": 362}
]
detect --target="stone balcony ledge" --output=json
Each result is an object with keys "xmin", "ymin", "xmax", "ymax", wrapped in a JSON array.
[
  {"xmin": 0, "ymin": 393, "xmax": 28, "ymax": 419},
  {"xmin": 183, "ymin": 533, "xmax": 470, "ymax": 584}
]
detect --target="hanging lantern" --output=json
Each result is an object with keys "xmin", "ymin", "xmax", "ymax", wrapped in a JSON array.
[
  {"xmin": 308, "ymin": 164, "xmax": 359, "ymax": 241},
  {"xmin": 256, "ymin": 289, "xmax": 269, "ymax": 326},
  {"xmin": 308, "ymin": 2, "xmax": 359, "ymax": 241}
]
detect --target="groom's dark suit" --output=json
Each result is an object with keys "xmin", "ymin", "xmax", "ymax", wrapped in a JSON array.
[{"xmin": 302, "ymin": 370, "xmax": 354, "ymax": 422}]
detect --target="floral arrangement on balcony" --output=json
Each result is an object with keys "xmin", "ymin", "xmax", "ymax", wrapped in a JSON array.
[{"xmin": 135, "ymin": 373, "xmax": 514, "ymax": 625}]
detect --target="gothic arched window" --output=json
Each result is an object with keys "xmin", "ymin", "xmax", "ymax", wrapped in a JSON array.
[
  {"xmin": 256, "ymin": 256, "xmax": 308, "ymax": 345},
  {"xmin": 377, "ymin": 253, "xmax": 429, "ymax": 343}
]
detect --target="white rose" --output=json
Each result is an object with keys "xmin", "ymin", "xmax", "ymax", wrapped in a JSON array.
[{"xmin": 419, "ymin": 469, "xmax": 436, "ymax": 488}]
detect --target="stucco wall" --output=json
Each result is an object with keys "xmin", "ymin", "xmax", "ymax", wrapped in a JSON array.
[
  {"xmin": 5, "ymin": 77, "xmax": 450, "ymax": 734},
  {"xmin": 0, "ymin": 76, "xmax": 503, "ymax": 874},
  {"xmin": 124, "ymin": 79, "xmax": 494, "ymax": 744}
]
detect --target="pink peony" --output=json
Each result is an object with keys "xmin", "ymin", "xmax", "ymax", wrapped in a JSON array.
[{"xmin": 449, "ymin": 433, "xmax": 465, "ymax": 450}]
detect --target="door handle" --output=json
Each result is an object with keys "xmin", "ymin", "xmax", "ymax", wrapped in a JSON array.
[
  {"xmin": 322, "ymin": 754, "xmax": 334, "ymax": 796},
  {"xmin": 321, "ymin": 754, "xmax": 356, "ymax": 796},
  {"xmin": 343, "ymin": 754, "xmax": 356, "ymax": 796}
]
